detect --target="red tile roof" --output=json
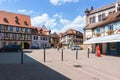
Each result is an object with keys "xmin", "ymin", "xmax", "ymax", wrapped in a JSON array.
[
  {"xmin": 63, "ymin": 29, "xmax": 83, "ymax": 36},
  {"xmin": 94, "ymin": 11, "xmax": 120, "ymax": 28},
  {"xmin": 0, "ymin": 10, "xmax": 31, "ymax": 28},
  {"xmin": 85, "ymin": 11, "xmax": 120, "ymax": 29},
  {"xmin": 89, "ymin": 1, "xmax": 120, "ymax": 15},
  {"xmin": 31, "ymin": 26, "xmax": 50, "ymax": 36}
]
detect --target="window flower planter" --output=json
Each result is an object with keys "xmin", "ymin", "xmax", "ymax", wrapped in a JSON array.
[
  {"xmin": 96, "ymin": 33, "xmax": 101, "ymax": 37},
  {"xmin": 107, "ymin": 30, "xmax": 114, "ymax": 35}
]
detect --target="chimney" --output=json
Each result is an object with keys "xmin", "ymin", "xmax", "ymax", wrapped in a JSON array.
[
  {"xmin": 90, "ymin": 6, "xmax": 94, "ymax": 11},
  {"xmin": 115, "ymin": 2, "xmax": 120, "ymax": 12}
]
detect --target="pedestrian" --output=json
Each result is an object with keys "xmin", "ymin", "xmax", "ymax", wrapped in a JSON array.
[{"xmin": 96, "ymin": 44, "xmax": 101, "ymax": 57}]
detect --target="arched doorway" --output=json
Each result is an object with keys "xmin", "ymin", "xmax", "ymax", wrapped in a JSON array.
[
  {"xmin": 24, "ymin": 42, "xmax": 30, "ymax": 49},
  {"xmin": 20, "ymin": 42, "xmax": 30, "ymax": 49}
]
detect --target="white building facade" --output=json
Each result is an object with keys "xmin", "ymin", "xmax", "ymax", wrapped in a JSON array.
[
  {"xmin": 84, "ymin": 2, "xmax": 120, "ymax": 41},
  {"xmin": 31, "ymin": 27, "xmax": 50, "ymax": 48},
  {"xmin": 0, "ymin": 11, "xmax": 32, "ymax": 49},
  {"xmin": 84, "ymin": 1, "xmax": 120, "ymax": 52}
]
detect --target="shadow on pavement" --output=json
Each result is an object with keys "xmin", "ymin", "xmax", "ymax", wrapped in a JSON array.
[{"xmin": 0, "ymin": 52, "xmax": 70, "ymax": 80}]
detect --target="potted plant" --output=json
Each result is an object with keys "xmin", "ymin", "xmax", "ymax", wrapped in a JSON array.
[{"xmin": 107, "ymin": 30, "xmax": 114, "ymax": 35}]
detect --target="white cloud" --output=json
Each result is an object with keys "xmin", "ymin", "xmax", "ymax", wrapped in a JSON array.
[
  {"xmin": 31, "ymin": 13, "xmax": 49, "ymax": 26},
  {"xmin": 31, "ymin": 13, "xmax": 57, "ymax": 28},
  {"xmin": 31, "ymin": 13, "xmax": 85, "ymax": 34},
  {"xmin": 50, "ymin": 0, "xmax": 79, "ymax": 6},
  {"xmin": 17, "ymin": 9, "xmax": 33, "ymax": 15},
  {"xmin": 53, "ymin": 13, "xmax": 62, "ymax": 19},
  {"xmin": 60, "ymin": 19, "xmax": 70, "ymax": 25},
  {"xmin": 53, "ymin": 16, "xmax": 85, "ymax": 33},
  {"xmin": 51, "ymin": 29, "xmax": 60, "ymax": 33},
  {"xmin": 45, "ymin": 19, "xmax": 57, "ymax": 28}
]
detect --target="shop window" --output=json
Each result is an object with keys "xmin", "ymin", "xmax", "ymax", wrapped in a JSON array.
[{"xmin": 110, "ymin": 43, "xmax": 116, "ymax": 50}]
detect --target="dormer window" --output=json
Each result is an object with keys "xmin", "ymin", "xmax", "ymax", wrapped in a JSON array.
[
  {"xmin": 24, "ymin": 21, "xmax": 28, "ymax": 26},
  {"xmin": 15, "ymin": 16, "xmax": 20, "ymax": 25},
  {"xmin": 3, "ymin": 18, "xmax": 9, "ymax": 23},
  {"xmin": 40, "ymin": 29, "xmax": 42, "ymax": 33}
]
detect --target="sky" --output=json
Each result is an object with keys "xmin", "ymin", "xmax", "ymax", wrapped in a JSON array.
[{"xmin": 0, "ymin": 0, "xmax": 118, "ymax": 33}]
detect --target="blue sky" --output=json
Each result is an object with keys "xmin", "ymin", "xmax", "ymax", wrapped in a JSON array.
[{"xmin": 0, "ymin": 0, "xmax": 118, "ymax": 33}]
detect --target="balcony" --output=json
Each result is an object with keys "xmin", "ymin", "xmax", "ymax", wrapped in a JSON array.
[{"xmin": 107, "ymin": 30, "xmax": 114, "ymax": 35}]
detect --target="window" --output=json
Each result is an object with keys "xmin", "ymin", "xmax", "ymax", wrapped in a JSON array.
[
  {"xmin": 5, "ymin": 33, "xmax": 9, "ymax": 37},
  {"xmin": 102, "ymin": 14, "xmax": 105, "ymax": 19},
  {"xmin": 43, "ymin": 37, "xmax": 45, "ymax": 40},
  {"xmin": 89, "ymin": 16, "xmax": 96, "ymax": 24},
  {"xmin": 45, "ymin": 37, "xmax": 48, "ymax": 41},
  {"xmin": 3, "ymin": 18, "xmax": 8, "ymax": 23},
  {"xmin": 25, "ymin": 28, "xmax": 28, "ymax": 32},
  {"xmin": 27, "ymin": 35, "xmax": 31, "ymax": 40},
  {"xmin": 0, "ymin": 25, "xmax": 2, "ymax": 29},
  {"xmin": 108, "ymin": 24, "xmax": 113, "ymax": 30},
  {"xmin": 15, "ymin": 16, "xmax": 20, "ymax": 24},
  {"xmin": 93, "ymin": 16, "xmax": 96, "ymax": 23},
  {"xmin": 96, "ymin": 28, "xmax": 100, "ymax": 33},
  {"xmin": 41, "ymin": 37, "xmax": 42, "ymax": 40},
  {"xmin": 33, "ymin": 36, "xmax": 38, "ymax": 40},
  {"xmin": 24, "ymin": 21, "xmax": 28, "ymax": 26},
  {"xmin": 16, "ymin": 27, "xmax": 19, "ymax": 32},
  {"xmin": 89, "ymin": 17, "xmax": 92, "ymax": 24},
  {"xmin": 21, "ymin": 28, "xmax": 23, "ymax": 32},
  {"xmin": 110, "ymin": 43, "xmax": 116, "ymax": 50},
  {"xmin": 4, "ymin": 25, "xmax": 8, "ymax": 30},
  {"xmin": 98, "ymin": 15, "xmax": 102, "ymax": 22},
  {"xmin": 95, "ymin": 28, "xmax": 102, "ymax": 34},
  {"xmin": 109, "ymin": 12, "xmax": 112, "ymax": 15},
  {"xmin": 45, "ymin": 44, "xmax": 47, "ymax": 47},
  {"xmin": 9, "ymin": 26, "xmax": 13, "ymax": 31}
]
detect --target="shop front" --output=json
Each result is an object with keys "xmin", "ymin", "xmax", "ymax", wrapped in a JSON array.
[
  {"xmin": 106, "ymin": 42, "xmax": 120, "ymax": 55},
  {"xmin": 84, "ymin": 34, "xmax": 120, "ymax": 56}
]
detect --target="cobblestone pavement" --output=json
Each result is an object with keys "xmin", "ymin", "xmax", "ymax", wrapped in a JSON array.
[{"xmin": 0, "ymin": 48, "xmax": 120, "ymax": 80}]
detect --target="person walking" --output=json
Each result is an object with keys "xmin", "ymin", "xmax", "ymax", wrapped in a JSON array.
[{"xmin": 96, "ymin": 44, "xmax": 101, "ymax": 57}]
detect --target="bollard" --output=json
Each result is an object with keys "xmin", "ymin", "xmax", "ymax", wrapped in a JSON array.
[
  {"xmin": 88, "ymin": 48, "xmax": 89, "ymax": 58},
  {"xmin": 76, "ymin": 50, "xmax": 78, "ymax": 60},
  {"xmin": 21, "ymin": 49, "xmax": 23, "ymax": 64},
  {"xmin": 44, "ymin": 48, "xmax": 46, "ymax": 62},
  {"xmin": 61, "ymin": 49, "xmax": 63, "ymax": 61}
]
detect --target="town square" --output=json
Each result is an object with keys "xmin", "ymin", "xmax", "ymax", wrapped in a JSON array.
[{"xmin": 0, "ymin": 0, "xmax": 120, "ymax": 80}]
